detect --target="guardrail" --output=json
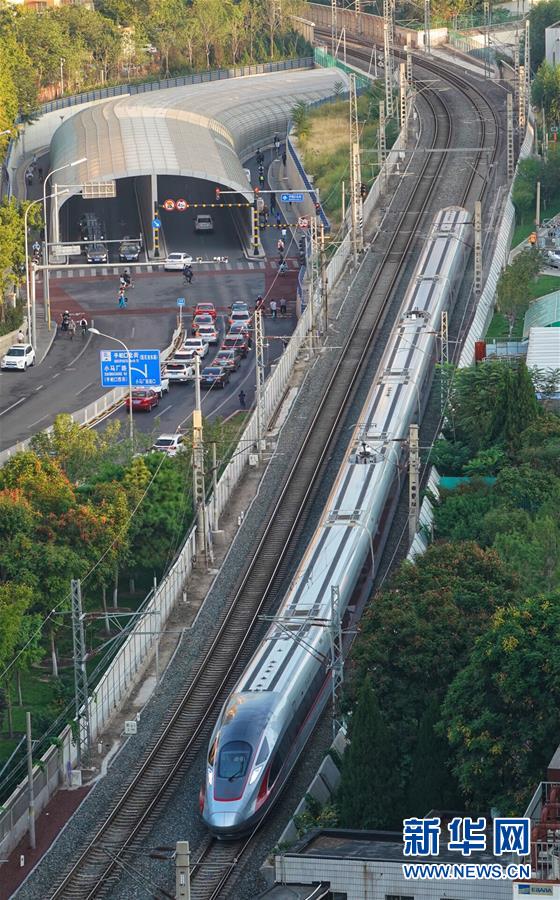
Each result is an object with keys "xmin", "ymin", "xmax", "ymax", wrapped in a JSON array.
[
  {"xmin": 458, "ymin": 115, "xmax": 535, "ymax": 367},
  {"xmin": 0, "ymin": 69, "xmax": 403, "ymax": 860}
]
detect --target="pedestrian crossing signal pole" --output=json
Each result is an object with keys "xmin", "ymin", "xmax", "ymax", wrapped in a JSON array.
[{"xmin": 192, "ymin": 355, "xmax": 208, "ymax": 562}]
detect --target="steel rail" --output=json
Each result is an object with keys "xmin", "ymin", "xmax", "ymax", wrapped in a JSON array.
[{"xmin": 49, "ymin": 44, "xmax": 500, "ymax": 900}]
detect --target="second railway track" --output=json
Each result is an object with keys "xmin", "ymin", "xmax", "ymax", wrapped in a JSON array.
[{"xmin": 48, "ymin": 46, "xmax": 502, "ymax": 900}]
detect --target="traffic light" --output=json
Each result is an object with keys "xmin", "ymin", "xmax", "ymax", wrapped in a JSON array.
[
  {"xmin": 254, "ymin": 186, "xmax": 260, "ymax": 194},
  {"xmin": 215, "ymin": 187, "xmax": 221, "ymax": 201},
  {"xmin": 360, "ymin": 183, "xmax": 367, "ymax": 199}
]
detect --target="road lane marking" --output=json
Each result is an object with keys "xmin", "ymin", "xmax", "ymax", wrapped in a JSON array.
[
  {"xmin": 34, "ymin": 384, "xmax": 44, "ymax": 392},
  {"xmin": 52, "ymin": 372, "xmax": 61, "ymax": 378},
  {"xmin": 131, "ymin": 326, "xmax": 135, "ymax": 338},
  {"xmin": 29, "ymin": 414, "xmax": 49, "ymax": 428},
  {"xmin": 76, "ymin": 380, "xmax": 96, "ymax": 396},
  {"xmin": 0, "ymin": 396, "xmax": 27, "ymax": 417},
  {"xmin": 159, "ymin": 404, "xmax": 173, "ymax": 415}
]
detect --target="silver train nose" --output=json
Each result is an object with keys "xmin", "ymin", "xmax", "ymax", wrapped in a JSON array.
[{"xmin": 205, "ymin": 810, "xmax": 245, "ymax": 835}]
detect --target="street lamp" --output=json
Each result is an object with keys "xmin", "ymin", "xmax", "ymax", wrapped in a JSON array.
[
  {"xmin": 88, "ymin": 328, "xmax": 134, "ymax": 447},
  {"xmin": 24, "ymin": 191, "xmax": 68, "ymax": 351},
  {"xmin": 43, "ymin": 157, "xmax": 87, "ymax": 328}
]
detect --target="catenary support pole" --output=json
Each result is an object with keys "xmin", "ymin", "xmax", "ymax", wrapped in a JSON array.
[
  {"xmin": 255, "ymin": 308, "xmax": 266, "ymax": 458},
  {"xmin": 378, "ymin": 101, "xmax": 387, "ymax": 169},
  {"xmin": 192, "ymin": 354, "xmax": 207, "ymax": 560},
  {"xmin": 474, "ymin": 200, "xmax": 482, "ymax": 294},
  {"xmin": 175, "ymin": 841, "xmax": 191, "ymax": 900},
  {"xmin": 408, "ymin": 424, "xmax": 420, "ymax": 545},
  {"xmin": 26, "ymin": 712, "xmax": 36, "ymax": 850},
  {"xmin": 71, "ymin": 579, "xmax": 90, "ymax": 768},
  {"xmin": 507, "ymin": 93, "xmax": 514, "ymax": 180}
]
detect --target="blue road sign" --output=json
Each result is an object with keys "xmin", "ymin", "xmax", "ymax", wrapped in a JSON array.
[
  {"xmin": 177, "ymin": 297, "xmax": 185, "ymax": 307},
  {"xmin": 152, "ymin": 217, "xmax": 161, "ymax": 229},
  {"xmin": 100, "ymin": 349, "xmax": 161, "ymax": 389},
  {"xmin": 280, "ymin": 192, "xmax": 304, "ymax": 203}
]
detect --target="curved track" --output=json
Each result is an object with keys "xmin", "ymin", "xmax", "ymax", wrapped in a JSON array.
[{"xmin": 48, "ymin": 45, "xmax": 502, "ymax": 900}]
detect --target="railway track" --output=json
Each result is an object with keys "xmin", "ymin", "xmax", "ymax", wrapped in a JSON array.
[{"xmin": 48, "ymin": 46, "xmax": 502, "ymax": 900}]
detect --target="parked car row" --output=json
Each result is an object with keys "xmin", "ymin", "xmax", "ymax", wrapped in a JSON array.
[{"xmin": 127, "ymin": 301, "xmax": 254, "ymax": 456}]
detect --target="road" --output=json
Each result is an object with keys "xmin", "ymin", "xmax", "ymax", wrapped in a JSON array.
[{"xmin": 0, "ymin": 268, "xmax": 296, "ymax": 449}]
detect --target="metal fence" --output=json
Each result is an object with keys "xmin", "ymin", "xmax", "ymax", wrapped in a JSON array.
[
  {"xmin": 0, "ymin": 85, "xmax": 405, "ymax": 861},
  {"xmin": 38, "ymin": 58, "xmax": 314, "ymax": 115},
  {"xmin": 458, "ymin": 116, "xmax": 535, "ymax": 367}
]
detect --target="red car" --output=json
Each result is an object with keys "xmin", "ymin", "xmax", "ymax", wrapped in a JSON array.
[
  {"xmin": 125, "ymin": 389, "xmax": 159, "ymax": 412},
  {"xmin": 194, "ymin": 302, "xmax": 217, "ymax": 321}
]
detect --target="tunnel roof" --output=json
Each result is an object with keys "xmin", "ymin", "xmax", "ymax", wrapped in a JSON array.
[{"xmin": 50, "ymin": 68, "xmax": 349, "ymax": 200}]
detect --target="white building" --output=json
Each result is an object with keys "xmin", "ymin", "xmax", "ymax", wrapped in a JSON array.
[{"xmin": 545, "ymin": 22, "xmax": 560, "ymax": 65}]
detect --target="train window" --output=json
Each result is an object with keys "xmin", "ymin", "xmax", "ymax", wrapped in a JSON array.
[
  {"xmin": 217, "ymin": 741, "xmax": 252, "ymax": 780},
  {"xmin": 255, "ymin": 737, "xmax": 269, "ymax": 766}
]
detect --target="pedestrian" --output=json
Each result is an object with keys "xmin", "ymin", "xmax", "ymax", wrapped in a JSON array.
[
  {"xmin": 247, "ymin": 334, "xmax": 253, "ymax": 349},
  {"xmin": 68, "ymin": 319, "xmax": 76, "ymax": 339},
  {"xmin": 276, "ymin": 211, "xmax": 281, "ymax": 228},
  {"xmin": 17, "ymin": 329, "xmax": 25, "ymax": 343},
  {"xmin": 118, "ymin": 291, "xmax": 128, "ymax": 308},
  {"xmin": 38, "ymin": 167, "xmax": 43, "ymax": 181},
  {"xmin": 270, "ymin": 299, "xmax": 277, "ymax": 319},
  {"xmin": 274, "ymin": 134, "xmax": 280, "ymax": 157},
  {"xmin": 280, "ymin": 298, "xmax": 287, "ymax": 317},
  {"xmin": 255, "ymin": 294, "xmax": 264, "ymax": 312},
  {"xmin": 281, "ymin": 227, "xmax": 287, "ymax": 242},
  {"xmin": 278, "ymin": 253, "xmax": 284, "ymax": 266},
  {"xmin": 238, "ymin": 390, "xmax": 246, "ymax": 408},
  {"xmin": 282, "ymin": 149, "xmax": 287, "ymax": 167},
  {"xmin": 277, "ymin": 238, "xmax": 285, "ymax": 254}
]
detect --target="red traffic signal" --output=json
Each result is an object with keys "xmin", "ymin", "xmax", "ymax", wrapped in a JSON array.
[
  {"xmin": 254, "ymin": 186, "xmax": 260, "ymax": 194},
  {"xmin": 215, "ymin": 187, "xmax": 221, "ymax": 201}
]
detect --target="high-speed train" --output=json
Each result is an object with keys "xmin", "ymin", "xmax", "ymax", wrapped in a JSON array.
[{"xmin": 201, "ymin": 207, "xmax": 473, "ymax": 837}]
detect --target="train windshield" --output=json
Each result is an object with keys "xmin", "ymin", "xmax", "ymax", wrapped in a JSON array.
[{"xmin": 218, "ymin": 741, "xmax": 252, "ymax": 780}]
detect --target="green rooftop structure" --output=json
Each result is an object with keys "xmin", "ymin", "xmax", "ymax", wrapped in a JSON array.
[{"xmin": 523, "ymin": 290, "xmax": 560, "ymax": 338}]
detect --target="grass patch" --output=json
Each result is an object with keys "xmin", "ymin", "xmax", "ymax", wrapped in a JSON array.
[
  {"xmin": 485, "ymin": 311, "xmax": 524, "ymax": 341},
  {"xmin": 527, "ymin": 275, "xmax": 560, "ymax": 302},
  {"xmin": 485, "ymin": 275, "xmax": 560, "ymax": 341},
  {"xmin": 296, "ymin": 89, "xmax": 397, "ymax": 231}
]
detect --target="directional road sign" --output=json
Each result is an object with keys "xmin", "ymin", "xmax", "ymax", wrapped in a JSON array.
[
  {"xmin": 177, "ymin": 297, "xmax": 185, "ymax": 307},
  {"xmin": 152, "ymin": 217, "xmax": 161, "ymax": 229},
  {"xmin": 100, "ymin": 349, "xmax": 161, "ymax": 389},
  {"xmin": 280, "ymin": 192, "xmax": 305, "ymax": 203},
  {"xmin": 51, "ymin": 243, "xmax": 82, "ymax": 257}
]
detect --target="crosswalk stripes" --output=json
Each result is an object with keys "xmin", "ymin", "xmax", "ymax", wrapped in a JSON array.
[{"xmin": 45, "ymin": 258, "xmax": 297, "ymax": 278}]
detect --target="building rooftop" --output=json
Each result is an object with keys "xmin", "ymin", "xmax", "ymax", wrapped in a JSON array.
[{"xmin": 523, "ymin": 291, "xmax": 560, "ymax": 338}]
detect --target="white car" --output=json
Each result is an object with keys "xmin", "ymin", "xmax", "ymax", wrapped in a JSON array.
[
  {"xmin": 197, "ymin": 324, "xmax": 219, "ymax": 345},
  {"xmin": 546, "ymin": 250, "xmax": 560, "ymax": 269},
  {"xmin": 164, "ymin": 361, "xmax": 194, "ymax": 383},
  {"xmin": 164, "ymin": 252, "xmax": 193, "ymax": 271},
  {"xmin": 152, "ymin": 434, "xmax": 184, "ymax": 456},
  {"xmin": 194, "ymin": 214, "xmax": 214, "ymax": 233},
  {"xmin": 182, "ymin": 338, "xmax": 209, "ymax": 358},
  {"xmin": 151, "ymin": 375, "xmax": 169, "ymax": 398},
  {"xmin": 1, "ymin": 344, "xmax": 35, "ymax": 371}
]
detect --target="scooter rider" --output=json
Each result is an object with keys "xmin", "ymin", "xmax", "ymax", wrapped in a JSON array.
[{"xmin": 61, "ymin": 310, "xmax": 70, "ymax": 332}]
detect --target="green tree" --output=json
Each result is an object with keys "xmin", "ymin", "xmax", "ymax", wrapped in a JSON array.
[
  {"xmin": 496, "ymin": 250, "xmax": 542, "ymax": 320},
  {"xmin": 531, "ymin": 60, "xmax": 560, "ymax": 124},
  {"xmin": 406, "ymin": 698, "xmax": 460, "ymax": 816},
  {"xmin": 338, "ymin": 677, "xmax": 402, "ymax": 829},
  {"xmin": 529, "ymin": 0, "xmax": 560, "ymax": 68},
  {"xmin": 442, "ymin": 594, "xmax": 560, "ymax": 813},
  {"xmin": 512, "ymin": 156, "xmax": 543, "ymax": 219},
  {"xmin": 434, "ymin": 482, "xmax": 496, "ymax": 544}
]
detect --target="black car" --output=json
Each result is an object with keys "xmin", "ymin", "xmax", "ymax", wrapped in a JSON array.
[
  {"xmin": 119, "ymin": 240, "xmax": 141, "ymax": 262},
  {"xmin": 200, "ymin": 366, "xmax": 229, "ymax": 389}
]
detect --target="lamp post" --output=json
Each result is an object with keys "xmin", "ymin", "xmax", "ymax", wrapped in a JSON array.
[
  {"xmin": 88, "ymin": 328, "xmax": 134, "ymax": 447},
  {"xmin": 43, "ymin": 157, "xmax": 87, "ymax": 327},
  {"xmin": 24, "ymin": 191, "xmax": 67, "ymax": 352}
]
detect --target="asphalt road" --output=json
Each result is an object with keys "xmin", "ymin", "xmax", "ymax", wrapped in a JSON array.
[{"xmin": 0, "ymin": 268, "xmax": 296, "ymax": 449}]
